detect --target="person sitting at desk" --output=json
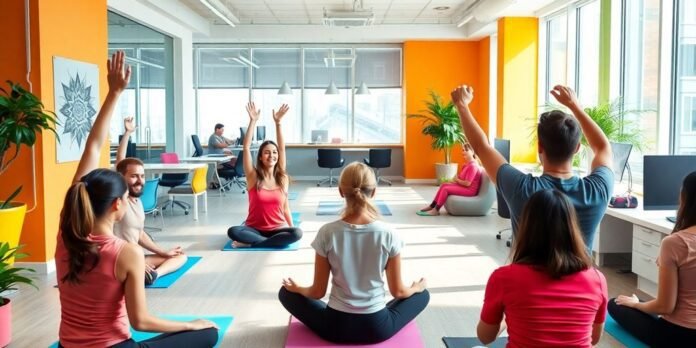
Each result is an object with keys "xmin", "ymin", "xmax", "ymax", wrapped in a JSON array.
[
  {"xmin": 208, "ymin": 123, "xmax": 235, "ymax": 155},
  {"xmin": 608, "ymin": 171, "xmax": 696, "ymax": 346},
  {"xmin": 227, "ymin": 102, "xmax": 302, "ymax": 248}
]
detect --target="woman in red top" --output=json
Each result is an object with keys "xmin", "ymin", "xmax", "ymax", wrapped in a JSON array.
[
  {"xmin": 56, "ymin": 51, "xmax": 217, "ymax": 348},
  {"xmin": 418, "ymin": 144, "xmax": 483, "ymax": 216},
  {"xmin": 477, "ymin": 189, "xmax": 607, "ymax": 347},
  {"xmin": 227, "ymin": 102, "xmax": 302, "ymax": 248}
]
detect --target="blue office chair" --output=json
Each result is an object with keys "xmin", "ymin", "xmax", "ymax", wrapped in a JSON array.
[
  {"xmin": 191, "ymin": 134, "xmax": 204, "ymax": 157},
  {"xmin": 218, "ymin": 150, "xmax": 247, "ymax": 193},
  {"xmin": 142, "ymin": 178, "xmax": 164, "ymax": 231},
  {"xmin": 317, "ymin": 149, "xmax": 344, "ymax": 187},
  {"xmin": 364, "ymin": 148, "xmax": 392, "ymax": 186}
]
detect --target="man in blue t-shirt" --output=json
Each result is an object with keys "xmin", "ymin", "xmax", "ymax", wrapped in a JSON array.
[{"xmin": 450, "ymin": 85, "xmax": 613, "ymax": 249}]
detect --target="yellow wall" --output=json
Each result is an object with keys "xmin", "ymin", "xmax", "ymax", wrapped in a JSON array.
[
  {"xmin": 403, "ymin": 40, "xmax": 490, "ymax": 179},
  {"xmin": 497, "ymin": 17, "xmax": 539, "ymax": 162},
  {"xmin": 0, "ymin": 0, "xmax": 108, "ymax": 263}
]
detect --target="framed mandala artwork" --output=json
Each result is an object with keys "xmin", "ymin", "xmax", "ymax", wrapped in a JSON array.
[{"xmin": 53, "ymin": 56, "xmax": 99, "ymax": 163}]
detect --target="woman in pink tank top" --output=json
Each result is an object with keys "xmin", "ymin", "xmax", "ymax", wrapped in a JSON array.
[
  {"xmin": 227, "ymin": 102, "xmax": 303, "ymax": 248},
  {"xmin": 56, "ymin": 51, "xmax": 218, "ymax": 348},
  {"xmin": 609, "ymin": 171, "xmax": 696, "ymax": 346}
]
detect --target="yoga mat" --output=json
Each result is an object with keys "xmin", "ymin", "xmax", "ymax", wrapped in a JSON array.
[
  {"xmin": 49, "ymin": 315, "xmax": 233, "ymax": 348},
  {"xmin": 146, "ymin": 256, "xmax": 201, "ymax": 288},
  {"xmin": 222, "ymin": 240, "xmax": 300, "ymax": 251},
  {"xmin": 604, "ymin": 313, "xmax": 649, "ymax": 348},
  {"xmin": 288, "ymin": 192, "xmax": 299, "ymax": 200},
  {"xmin": 442, "ymin": 336, "xmax": 507, "ymax": 348},
  {"xmin": 316, "ymin": 200, "xmax": 392, "ymax": 216},
  {"xmin": 285, "ymin": 317, "xmax": 423, "ymax": 348}
]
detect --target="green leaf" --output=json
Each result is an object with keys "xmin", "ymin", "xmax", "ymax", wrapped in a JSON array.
[{"xmin": 0, "ymin": 186, "xmax": 22, "ymax": 209}]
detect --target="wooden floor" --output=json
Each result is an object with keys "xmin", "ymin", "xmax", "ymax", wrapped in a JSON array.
[{"xmin": 9, "ymin": 182, "xmax": 632, "ymax": 347}]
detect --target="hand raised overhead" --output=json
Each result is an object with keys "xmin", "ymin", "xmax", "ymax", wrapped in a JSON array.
[
  {"xmin": 549, "ymin": 85, "xmax": 580, "ymax": 109},
  {"xmin": 245, "ymin": 101, "xmax": 261, "ymax": 122},
  {"xmin": 107, "ymin": 50, "xmax": 131, "ymax": 94},
  {"xmin": 123, "ymin": 116, "xmax": 135, "ymax": 133},
  {"xmin": 273, "ymin": 104, "xmax": 290, "ymax": 123},
  {"xmin": 451, "ymin": 85, "xmax": 474, "ymax": 107}
]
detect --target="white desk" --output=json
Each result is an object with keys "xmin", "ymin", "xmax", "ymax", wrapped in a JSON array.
[
  {"xmin": 143, "ymin": 163, "xmax": 206, "ymax": 177},
  {"xmin": 595, "ymin": 204, "xmax": 674, "ymax": 297},
  {"xmin": 180, "ymin": 156, "xmax": 236, "ymax": 194}
]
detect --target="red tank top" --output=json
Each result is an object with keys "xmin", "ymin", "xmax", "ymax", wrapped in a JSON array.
[
  {"xmin": 56, "ymin": 233, "xmax": 130, "ymax": 347},
  {"xmin": 245, "ymin": 186, "xmax": 288, "ymax": 231}
]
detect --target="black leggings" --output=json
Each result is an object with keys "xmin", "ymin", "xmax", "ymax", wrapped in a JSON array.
[
  {"xmin": 59, "ymin": 328, "xmax": 218, "ymax": 348},
  {"xmin": 278, "ymin": 287, "xmax": 429, "ymax": 344},
  {"xmin": 607, "ymin": 298, "xmax": 696, "ymax": 347},
  {"xmin": 227, "ymin": 225, "xmax": 302, "ymax": 248}
]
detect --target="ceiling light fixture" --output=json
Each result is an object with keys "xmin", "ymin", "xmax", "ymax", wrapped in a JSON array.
[
  {"xmin": 456, "ymin": 14, "xmax": 474, "ymax": 28},
  {"xmin": 355, "ymin": 82, "xmax": 370, "ymax": 95},
  {"xmin": 223, "ymin": 56, "xmax": 259, "ymax": 69},
  {"xmin": 325, "ymin": 81, "xmax": 339, "ymax": 95},
  {"xmin": 199, "ymin": 0, "xmax": 236, "ymax": 27},
  {"xmin": 278, "ymin": 81, "xmax": 292, "ymax": 95}
]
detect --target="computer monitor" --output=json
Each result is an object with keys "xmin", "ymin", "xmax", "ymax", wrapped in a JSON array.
[
  {"xmin": 256, "ymin": 126, "xmax": 266, "ymax": 142},
  {"xmin": 238, "ymin": 126, "xmax": 247, "ymax": 145},
  {"xmin": 643, "ymin": 155, "xmax": 696, "ymax": 210},
  {"xmin": 311, "ymin": 130, "xmax": 328, "ymax": 143},
  {"xmin": 610, "ymin": 142, "xmax": 632, "ymax": 183}
]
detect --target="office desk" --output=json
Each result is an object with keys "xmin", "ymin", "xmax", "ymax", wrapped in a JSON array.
[
  {"xmin": 180, "ymin": 156, "xmax": 235, "ymax": 194},
  {"xmin": 143, "ymin": 163, "xmax": 206, "ymax": 177},
  {"xmin": 595, "ymin": 205, "xmax": 673, "ymax": 297}
]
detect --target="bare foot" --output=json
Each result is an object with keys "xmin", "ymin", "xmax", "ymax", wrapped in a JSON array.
[
  {"xmin": 232, "ymin": 241, "xmax": 251, "ymax": 248},
  {"xmin": 419, "ymin": 205, "xmax": 434, "ymax": 212}
]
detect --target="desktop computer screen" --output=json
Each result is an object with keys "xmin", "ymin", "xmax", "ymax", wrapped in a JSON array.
[
  {"xmin": 610, "ymin": 142, "xmax": 632, "ymax": 182},
  {"xmin": 644, "ymin": 155, "xmax": 696, "ymax": 210},
  {"xmin": 311, "ymin": 130, "xmax": 329, "ymax": 143}
]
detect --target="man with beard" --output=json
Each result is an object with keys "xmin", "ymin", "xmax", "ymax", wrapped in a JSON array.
[{"xmin": 115, "ymin": 117, "xmax": 187, "ymax": 285}]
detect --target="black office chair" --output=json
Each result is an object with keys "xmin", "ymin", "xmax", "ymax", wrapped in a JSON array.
[
  {"xmin": 191, "ymin": 134, "xmax": 204, "ymax": 157},
  {"xmin": 493, "ymin": 138, "xmax": 512, "ymax": 247},
  {"xmin": 118, "ymin": 135, "xmax": 137, "ymax": 158},
  {"xmin": 218, "ymin": 150, "xmax": 247, "ymax": 193},
  {"xmin": 317, "ymin": 149, "xmax": 344, "ymax": 187},
  {"xmin": 364, "ymin": 148, "xmax": 392, "ymax": 186}
]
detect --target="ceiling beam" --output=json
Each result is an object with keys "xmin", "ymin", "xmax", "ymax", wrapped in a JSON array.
[{"xmin": 141, "ymin": 0, "xmax": 211, "ymax": 35}]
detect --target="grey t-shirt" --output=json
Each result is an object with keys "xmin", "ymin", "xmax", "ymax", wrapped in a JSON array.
[
  {"xmin": 311, "ymin": 220, "xmax": 403, "ymax": 314},
  {"xmin": 497, "ymin": 164, "xmax": 613, "ymax": 248},
  {"xmin": 208, "ymin": 134, "xmax": 230, "ymax": 155}
]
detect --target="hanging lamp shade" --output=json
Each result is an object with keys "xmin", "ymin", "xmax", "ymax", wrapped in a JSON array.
[
  {"xmin": 355, "ymin": 81, "xmax": 370, "ymax": 95},
  {"xmin": 325, "ymin": 81, "xmax": 339, "ymax": 95},
  {"xmin": 278, "ymin": 81, "xmax": 292, "ymax": 95}
]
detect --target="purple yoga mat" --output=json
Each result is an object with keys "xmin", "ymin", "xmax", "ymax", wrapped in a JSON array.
[{"xmin": 285, "ymin": 316, "xmax": 424, "ymax": 348}]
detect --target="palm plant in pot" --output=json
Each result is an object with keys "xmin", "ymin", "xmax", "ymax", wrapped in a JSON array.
[
  {"xmin": 0, "ymin": 242, "xmax": 37, "ymax": 346},
  {"xmin": 0, "ymin": 81, "xmax": 58, "ymax": 263},
  {"xmin": 408, "ymin": 90, "xmax": 466, "ymax": 184}
]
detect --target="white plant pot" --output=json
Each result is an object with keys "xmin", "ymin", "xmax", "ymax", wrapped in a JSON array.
[{"xmin": 435, "ymin": 163, "xmax": 458, "ymax": 185}]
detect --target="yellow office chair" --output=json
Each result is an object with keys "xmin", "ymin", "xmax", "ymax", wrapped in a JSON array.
[{"xmin": 167, "ymin": 166, "xmax": 208, "ymax": 221}]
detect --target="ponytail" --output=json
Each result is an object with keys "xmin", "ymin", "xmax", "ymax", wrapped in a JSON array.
[
  {"xmin": 59, "ymin": 169, "xmax": 127, "ymax": 284},
  {"xmin": 339, "ymin": 162, "xmax": 379, "ymax": 220}
]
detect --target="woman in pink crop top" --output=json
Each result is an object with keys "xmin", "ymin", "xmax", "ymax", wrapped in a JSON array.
[
  {"xmin": 227, "ymin": 102, "xmax": 303, "ymax": 248},
  {"xmin": 56, "ymin": 51, "xmax": 217, "ymax": 348},
  {"xmin": 609, "ymin": 171, "xmax": 696, "ymax": 346},
  {"xmin": 418, "ymin": 143, "xmax": 483, "ymax": 216},
  {"xmin": 477, "ymin": 189, "xmax": 607, "ymax": 347}
]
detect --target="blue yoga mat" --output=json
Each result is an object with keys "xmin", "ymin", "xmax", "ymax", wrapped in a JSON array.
[
  {"xmin": 288, "ymin": 192, "xmax": 299, "ymax": 200},
  {"xmin": 442, "ymin": 336, "xmax": 507, "ymax": 348},
  {"xmin": 605, "ymin": 313, "xmax": 649, "ymax": 348},
  {"xmin": 49, "ymin": 315, "xmax": 233, "ymax": 348},
  {"xmin": 317, "ymin": 200, "xmax": 392, "ymax": 216},
  {"xmin": 146, "ymin": 256, "xmax": 202, "ymax": 288},
  {"xmin": 222, "ymin": 240, "xmax": 300, "ymax": 251}
]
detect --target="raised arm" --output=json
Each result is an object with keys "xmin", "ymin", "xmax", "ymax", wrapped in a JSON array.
[
  {"xmin": 451, "ymin": 86, "xmax": 507, "ymax": 184},
  {"xmin": 282, "ymin": 253, "xmax": 331, "ymax": 299},
  {"xmin": 273, "ymin": 104, "xmax": 289, "ymax": 171},
  {"xmin": 550, "ymin": 85, "xmax": 612, "ymax": 171},
  {"xmin": 116, "ymin": 117, "xmax": 135, "ymax": 164},
  {"xmin": 73, "ymin": 51, "xmax": 131, "ymax": 183},
  {"xmin": 385, "ymin": 255, "xmax": 427, "ymax": 299},
  {"xmin": 243, "ymin": 102, "xmax": 260, "ymax": 181}
]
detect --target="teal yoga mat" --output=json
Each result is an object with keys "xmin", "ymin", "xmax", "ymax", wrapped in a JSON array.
[
  {"xmin": 146, "ymin": 256, "xmax": 201, "ymax": 288},
  {"xmin": 604, "ymin": 314, "xmax": 649, "ymax": 348},
  {"xmin": 49, "ymin": 315, "xmax": 233, "ymax": 348},
  {"xmin": 317, "ymin": 200, "xmax": 392, "ymax": 216}
]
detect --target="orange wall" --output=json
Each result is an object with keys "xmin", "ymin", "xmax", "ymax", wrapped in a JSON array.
[
  {"xmin": 497, "ymin": 17, "xmax": 538, "ymax": 162},
  {"xmin": 0, "ymin": 0, "xmax": 108, "ymax": 263},
  {"xmin": 404, "ymin": 41, "xmax": 489, "ymax": 180}
]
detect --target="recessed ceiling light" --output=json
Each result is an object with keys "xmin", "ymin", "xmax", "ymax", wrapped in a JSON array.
[{"xmin": 433, "ymin": 6, "xmax": 450, "ymax": 11}]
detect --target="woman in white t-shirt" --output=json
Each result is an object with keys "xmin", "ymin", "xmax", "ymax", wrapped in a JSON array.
[{"xmin": 278, "ymin": 162, "xmax": 429, "ymax": 344}]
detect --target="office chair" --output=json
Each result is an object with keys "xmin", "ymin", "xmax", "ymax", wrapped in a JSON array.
[
  {"xmin": 317, "ymin": 149, "xmax": 344, "ymax": 187},
  {"xmin": 118, "ymin": 135, "xmax": 137, "ymax": 158},
  {"xmin": 141, "ymin": 178, "xmax": 164, "ymax": 231},
  {"xmin": 168, "ymin": 166, "xmax": 208, "ymax": 221},
  {"xmin": 158, "ymin": 153, "xmax": 191, "ymax": 215},
  {"xmin": 364, "ymin": 149, "xmax": 392, "ymax": 186},
  {"xmin": 493, "ymin": 138, "xmax": 512, "ymax": 247},
  {"xmin": 191, "ymin": 134, "xmax": 204, "ymax": 157},
  {"xmin": 218, "ymin": 150, "xmax": 247, "ymax": 193},
  {"xmin": 256, "ymin": 126, "xmax": 266, "ymax": 142}
]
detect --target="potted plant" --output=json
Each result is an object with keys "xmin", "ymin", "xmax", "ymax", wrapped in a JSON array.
[
  {"xmin": 0, "ymin": 81, "xmax": 58, "ymax": 263},
  {"xmin": 408, "ymin": 90, "xmax": 467, "ymax": 184},
  {"xmin": 0, "ymin": 243, "xmax": 37, "ymax": 346}
]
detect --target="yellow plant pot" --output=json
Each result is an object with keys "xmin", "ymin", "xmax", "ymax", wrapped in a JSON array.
[{"xmin": 0, "ymin": 202, "xmax": 27, "ymax": 265}]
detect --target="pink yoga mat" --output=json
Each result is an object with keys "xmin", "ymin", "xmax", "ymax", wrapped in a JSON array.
[{"xmin": 285, "ymin": 316, "xmax": 424, "ymax": 347}]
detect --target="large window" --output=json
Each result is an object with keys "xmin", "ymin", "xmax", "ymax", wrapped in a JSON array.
[
  {"xmin": 576, "ymin": 1, "xmax": 601, "ymax": 105},
  {"xmin": 545, "ymin": 13, "xmax": 568, "ymax": 102},
  {"xmin": 674, "ymin": 0, "xmax": 696, "ymax": 154},
  {"xmin": 193, "ymin": 45, "xmax": 403, "ymax": 144}
]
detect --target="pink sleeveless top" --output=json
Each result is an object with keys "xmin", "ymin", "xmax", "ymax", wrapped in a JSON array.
[
  {"xmin": 56, "ymin": 233, "xmax": 130, "ymax": 347},
  {"xmin": 245, "ymin": 186, "xmax": 288, "ymax": 231}
]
